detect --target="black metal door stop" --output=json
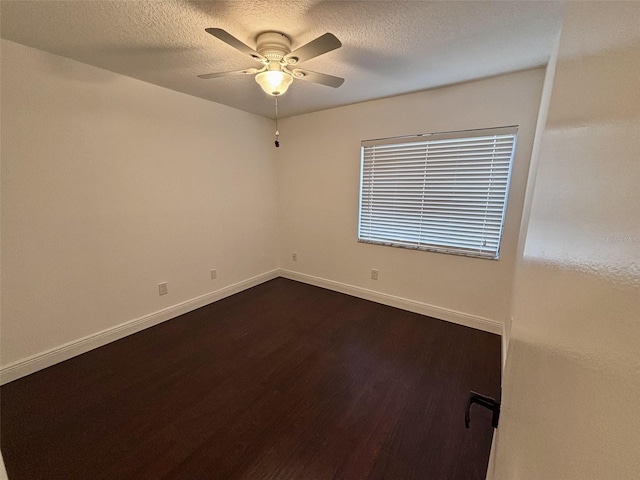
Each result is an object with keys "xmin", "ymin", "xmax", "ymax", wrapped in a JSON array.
[{"xmin": 465, "ymin": 391, "xmax": 500, "ymax": 429}]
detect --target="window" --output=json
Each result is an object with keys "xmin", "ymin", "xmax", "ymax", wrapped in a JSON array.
[{"xmin": 358, "ymin": 126, "xmax": 517, "ymax": 259}]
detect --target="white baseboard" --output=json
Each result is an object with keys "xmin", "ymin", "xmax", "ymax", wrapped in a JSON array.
[
  {"xmin": 279, "ymin": 269, "xmax": 503, "ymax": 335},
  {"xmin": 2, "ymin": 268, "xmax": 501, "ymax": 385},
  {"xmin": 502, "ymin": 326, "xmax": 509, "ymax": 373},
  {"xmin": 0, "ymin": 269, "xmax": 279, "ymax": 385}
]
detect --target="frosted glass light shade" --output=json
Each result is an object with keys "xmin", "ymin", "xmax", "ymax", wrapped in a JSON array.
[{"xmin": 255, "ymin": 70, "xmax": 293, "ymax": 96}]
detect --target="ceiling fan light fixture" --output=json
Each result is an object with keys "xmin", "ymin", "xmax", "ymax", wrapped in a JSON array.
[
  {"xmin": 255, "ymin": 69, "xmax": 293, "ymax": 96},
  {"xmin": 200, "ymin": 29, "xmax": 344, "ymax": 96}
]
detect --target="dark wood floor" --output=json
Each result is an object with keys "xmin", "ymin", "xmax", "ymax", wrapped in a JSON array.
[{"xmin": 1, "ymin": 278, "xmax": 501, "ymax": 480}]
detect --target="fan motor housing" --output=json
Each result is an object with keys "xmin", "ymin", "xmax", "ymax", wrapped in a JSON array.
[{"xmin": 256, "ymin": 31, "xmax": 291, "ymax": 61}]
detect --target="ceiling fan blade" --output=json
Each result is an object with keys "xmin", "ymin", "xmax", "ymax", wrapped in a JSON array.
[
  {"xmin": 291, "ymin": 68, "xmax": 345, "ymax": 88},
  {"xmin": 284, "ymin": 33, "xmax": 342, "ymax": 64},
  {"xmin": 198, "ymin": 68, "xmax": 260, "ymax": 80},
  {"xmin": 205, "ymin": 28, "xmax": 266, "ymax": 63}
]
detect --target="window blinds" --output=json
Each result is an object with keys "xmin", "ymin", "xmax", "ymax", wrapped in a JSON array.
[{"xmin": 358, "ymin": 126, "xmax": 517, "ymax": 259}]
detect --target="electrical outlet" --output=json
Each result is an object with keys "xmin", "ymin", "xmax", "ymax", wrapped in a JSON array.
[
  {"xmin": 292, "ymin": 253, "xmax": 297, "ymax": 261},
  {"xmin": 158, "ymin": 282, "xmax": 168, "ymax": 296},
  {"xmin": 371, "ymin": 269, "xmax": 379, "ymax": 280},
  {"xmin": 211, "ymin": 269, "xmax": 217, "ymax": 280}
]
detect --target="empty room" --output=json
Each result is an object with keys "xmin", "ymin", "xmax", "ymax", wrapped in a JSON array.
[{"xmin": 1, "ymin": 1, "xmax": 638, "ymax": 479}]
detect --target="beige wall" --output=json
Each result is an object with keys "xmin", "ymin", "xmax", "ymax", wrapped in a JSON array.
[
  {"xmin": 0, "ymin": 40, "xmax": 279, "ymax": 369},
  {"xmin": 0, "ymin": 452, "xmax": 6, "ymax": 480},
  {"xmin": 490, "ymin": 2, "xmax": 640, "ymax": 478},
  {"xmin": 276, "ymin": 69, "xmax": 545, "ymax": 327}
]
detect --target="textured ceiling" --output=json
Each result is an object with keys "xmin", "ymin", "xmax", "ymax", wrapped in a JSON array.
[{"xmin": 0, "ymin": 1, "xmax": 564, "ymax": 118}]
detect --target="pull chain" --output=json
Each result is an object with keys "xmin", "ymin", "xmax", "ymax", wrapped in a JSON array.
[{"xmin": 274, "ymin": 96, "xmax": 280, "ymax": 148}]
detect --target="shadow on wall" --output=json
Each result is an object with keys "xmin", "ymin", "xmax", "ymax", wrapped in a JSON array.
[
  {"xmin": 512, "ymin": 255, "xmax": 639, "ymax": 378},
  {"xmin": 547, "ymin": 43, "xmax": 640, "ymax": 128}
]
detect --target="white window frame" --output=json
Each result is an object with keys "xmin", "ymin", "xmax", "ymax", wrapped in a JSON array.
[{"xmin": 358, "ymin": 126, "xmax": 518, "ymax": 260}]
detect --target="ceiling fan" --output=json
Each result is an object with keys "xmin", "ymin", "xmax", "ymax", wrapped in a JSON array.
[{"xmin": 198, "ymin": 28, "xmax": 345, "ymax": 96}]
